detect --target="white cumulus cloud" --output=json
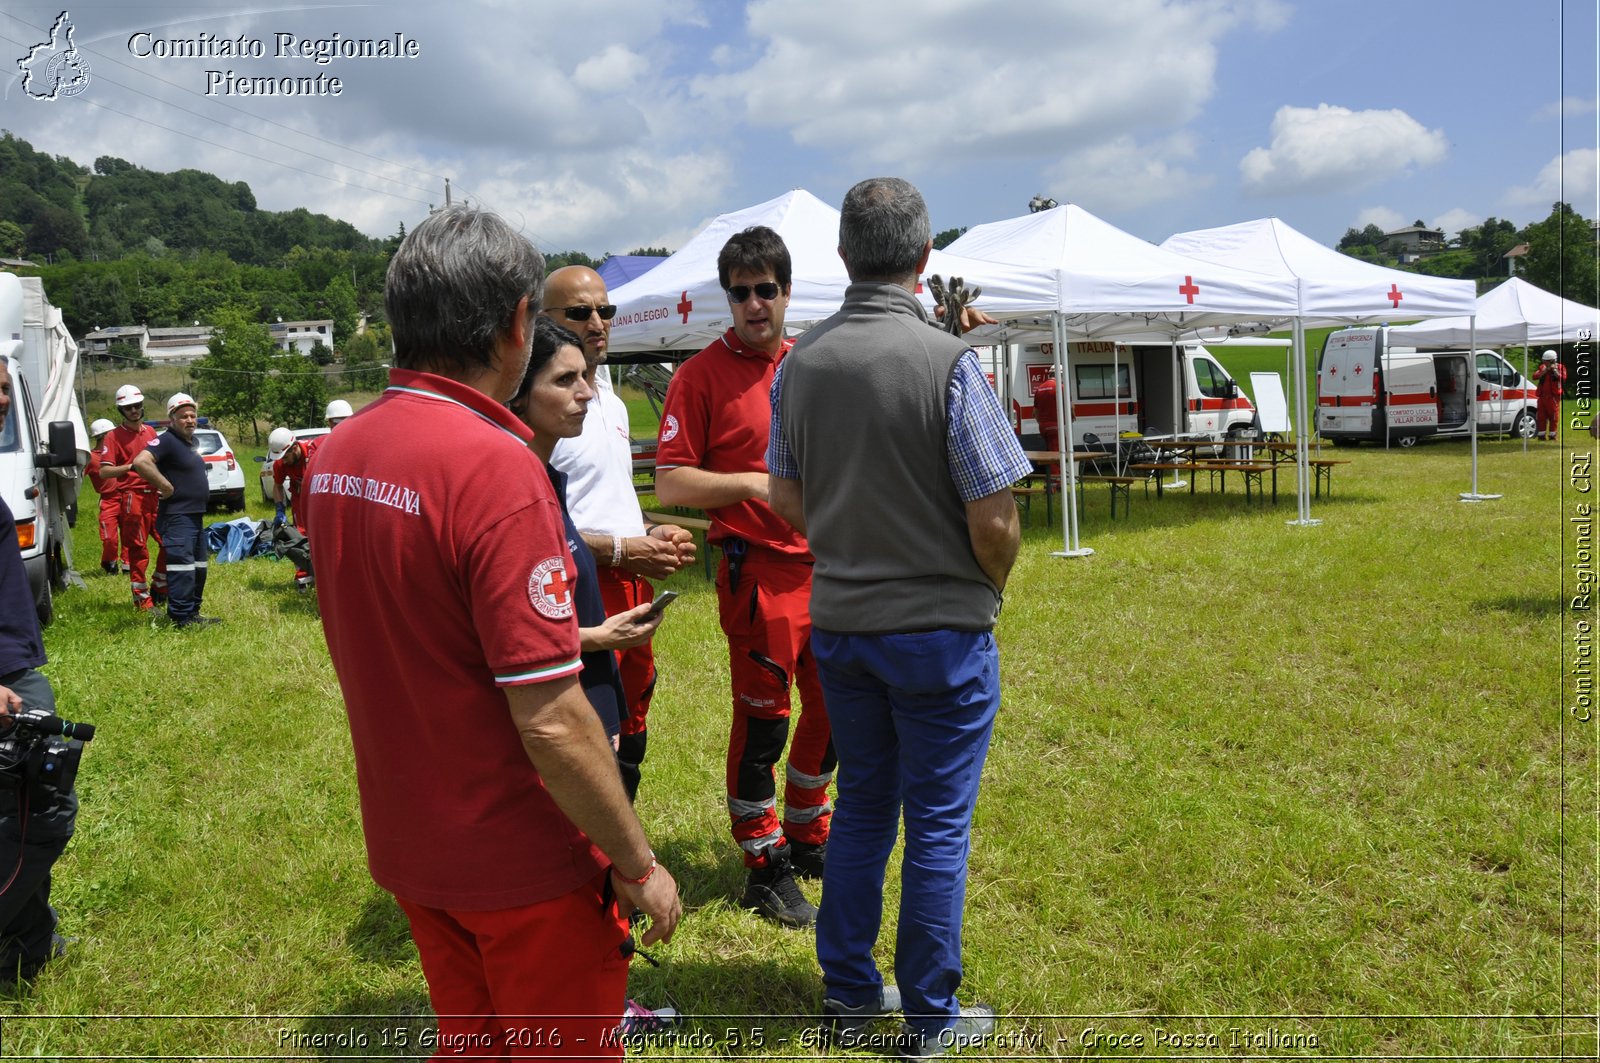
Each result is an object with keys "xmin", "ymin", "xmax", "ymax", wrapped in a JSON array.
[
  {"xmin": 1431, "ymin": 208, "xmax": 1483, "ymax": 239},
  {"xmin": 1239, "ymin": 104, "xmax": 1448, "ymax": 195},
  {"xmin": 1353, "ymin": 206, "xmax": 1404, "ymax": 232},
  {"xmin": 1507, "ymin": 149, "xmax": 1600, "ymax": 213},
  {"xmin": 1043, "ymin": 134, "xmax": 1212, "ymax": 214}
]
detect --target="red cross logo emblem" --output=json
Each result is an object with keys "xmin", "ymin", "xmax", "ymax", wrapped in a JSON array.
[
  {"xmin": 527, "ymin": 557, "xmax": 576, "ymax": 619},
  {"xmin": 1353, "ymin": 363, "xmax": 1364, "ymax": 376},
  {"xmin": 676, "ymin": 290, "xmax": 693, "ymax": 324},
  {"xmin": 1178, "ymin": 276, "xmax": 1200, "ymax": 304},
  {"xmin": 1386, "ymin": 284, "xmax": 1403, "ymax": 308}
]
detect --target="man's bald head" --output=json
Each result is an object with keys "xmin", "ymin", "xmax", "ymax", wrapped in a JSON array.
[{"xmin": 541, "ymin": 265, "xmax": 612, "ymax": 365}]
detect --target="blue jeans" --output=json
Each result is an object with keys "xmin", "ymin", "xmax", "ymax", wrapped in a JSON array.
[
  {"xmin": 811, "ymin": 628, "xmax": 999, "ymax": 1039},
  {"xmin": 157, "ymin": 511, "xmax": 207, "ymax": 622}
]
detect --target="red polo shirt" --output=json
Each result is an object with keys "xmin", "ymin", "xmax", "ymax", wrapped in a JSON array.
[
  {"xmin": 308, "ymin": 369, "xmax": 598, "ymax": 910},
  {"xmin": 655, "ymin": 329, "xmax": 810, "ymax": 556}
]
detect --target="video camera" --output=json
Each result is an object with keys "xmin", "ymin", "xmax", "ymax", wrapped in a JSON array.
[{"xmin": 0, "ymin": 707, "xmax": 95, "ymax": 797}]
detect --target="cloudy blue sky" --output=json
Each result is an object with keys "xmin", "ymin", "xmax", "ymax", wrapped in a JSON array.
[{"xmin": 0, "ymin": 1, "xmax": 1594, "ymax": 255}]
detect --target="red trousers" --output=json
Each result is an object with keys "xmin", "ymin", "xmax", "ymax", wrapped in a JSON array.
[
  {"xmin": 97, "ymin": 496, "xmax": 126, "ymax": 566},
  {"xmin": 119, "ymin": 490, "xmax": 160, "ymax": 605},
  {"xmin": 716, "ymin": 547, "xmax": 833, "ymax": 866},
  {"xmin": 594, "ymin": 567, "xmax": 654, "ymax": 736},
  {"xmin": 1537, "ymin": 395, "xmax": 1561, "ymax": 436},
  {"xmin": 396, "ymin": 871, "xmax": 631, "ymax": 1060}
]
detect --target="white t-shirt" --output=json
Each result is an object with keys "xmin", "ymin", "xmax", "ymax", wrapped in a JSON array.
[{"xmin": 550, "ymin": 370, "xmax": 647, "ymax": 537}]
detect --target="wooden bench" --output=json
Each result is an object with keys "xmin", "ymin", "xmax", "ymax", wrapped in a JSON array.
[
  {"xmin": 1010, "ymin": 481, "xmax": 1051, "ymax": 526},
  {"xmin": 1077, "ymin": 474, "xmax": 1139, "ymax": 519},
  {"xmin": 1190, "ymin": 460, "xmax": 1273, "ymax": 503},
  {"xmin": 1308, "ymin": 459, "xmax": 1350, "ymax": 498}
]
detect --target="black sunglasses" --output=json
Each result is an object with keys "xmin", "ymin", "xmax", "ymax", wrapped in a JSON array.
[
  {"xmin": 726, "ymin": 282, "xmax": 781, "ymax": 303},
  {"xmin": 548, "ymin": 304, "xmax": 617, "ymax": 322}
]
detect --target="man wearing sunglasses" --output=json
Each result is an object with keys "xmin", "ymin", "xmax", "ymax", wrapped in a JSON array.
[
  {"xmin": 654, "ymin": 227, "xmax": 832, "ymax": 929},
  {"xmin": 542, "ymin": 266, "xmax": 696, "ymax": 801},
  {"xmin": 94, "ymin": 384, "xmax": 162, "ymax": 610}
]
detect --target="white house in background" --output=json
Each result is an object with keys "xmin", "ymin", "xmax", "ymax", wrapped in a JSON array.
[
  {"xmin": 146, "ymin": 324, "xmax": 213, "ymax": 364},
  {"xmin": 83, "ymin": 324, "xmax": 149, "ymax": 358},
  {"xmin": 269, "ymin": 319, "xmax": 334, "ymax": 355}
]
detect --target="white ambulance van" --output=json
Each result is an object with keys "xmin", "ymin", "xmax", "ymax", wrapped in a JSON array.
[
  {"xmin": 1315, "ymin": 326, "xmax": 1537, "ymax": 447},
  {"xmin": 1011, "ymin": 340, "xmax": 1259, "ymax": 447}
]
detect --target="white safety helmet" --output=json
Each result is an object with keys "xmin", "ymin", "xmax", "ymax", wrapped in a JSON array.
[
  {"xmin": 267, "ymin": 426, "xmax": 295, "ymax": 462},
  {"xmin": 89, "ymin": 418, "xmax": 115, "ymax": 437},
  {"xmin": 325, "ymin": 398, "xmax": 353, "ymax": 426},
  {"xmin": 1542, "ymin": 349, "xmax": 1558, "ymax": 362},
  {"xmin": 166, "ymin": 392, "xmax": 196, "ymax": 415},
  {"xmin": 114, "ymin": 384, "xmax": 145, "ymax": 408}
]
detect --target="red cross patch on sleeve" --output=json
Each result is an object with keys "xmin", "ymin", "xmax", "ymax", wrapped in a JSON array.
[{"xmin": 527, "ymin": 556, "xmax": 576, "ymax": 620}]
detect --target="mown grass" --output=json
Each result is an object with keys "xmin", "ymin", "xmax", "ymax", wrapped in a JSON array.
[{"xmin": 2, "ymin": 382, "xmax": 1591, "ymax": 1058}]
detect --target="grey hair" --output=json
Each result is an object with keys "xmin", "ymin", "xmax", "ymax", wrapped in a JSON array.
[
  {"xmin": 839, "ymin": 177, "xmax": 931, "ymax": 283},
  {"xmin": 385, "ymin": 205, "xmax": 546, "ymax": 374}
]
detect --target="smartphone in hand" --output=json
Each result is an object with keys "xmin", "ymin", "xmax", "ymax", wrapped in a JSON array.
[{"xmin": 643, "ymin": 590, "xmax": 679, "ymax": 618}]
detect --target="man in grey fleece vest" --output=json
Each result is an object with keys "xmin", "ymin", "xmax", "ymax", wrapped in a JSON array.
[{"xmin": 767, "ymin": 177, "xmax": 1033, "ymax": 1060}]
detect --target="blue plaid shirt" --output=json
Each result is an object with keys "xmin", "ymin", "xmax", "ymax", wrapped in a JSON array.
[{"xmin": 768, "ymin": 349, "xmax": 1032, "ymax": 503}]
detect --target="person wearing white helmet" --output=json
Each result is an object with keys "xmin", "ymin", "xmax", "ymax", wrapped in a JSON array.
[
  {"xmin": 325, "ymin": 399, "xmax": 353, "ymax": 428},
  {"xmin": 95, "ymin": 384, "xmax": 163, "ymax": 609},
  {"xmin": 83, "ymin": 418, "xmax": 127, "ymax": 575},
  {"xmin": 1533, "ymin": 349, "xmax": 1566, "ymax": 441},
  {"xmin": 270, "ymin": 425, "xmax": 324, "ymax": 589},
  {"xmin": 131, "ymin": 394, "xmax": 217, "ymax": 628}
]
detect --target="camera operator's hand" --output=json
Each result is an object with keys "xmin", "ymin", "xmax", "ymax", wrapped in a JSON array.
[
  {"xmin": 0, "ymin": 683, "xmax": 20, "ymax": 715},
  {"xmin": 611, "ymin": 861, "xmax": 682, "ymax": 947}
]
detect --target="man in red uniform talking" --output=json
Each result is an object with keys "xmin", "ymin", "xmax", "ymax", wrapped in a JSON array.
[
  {"xmin": 307, "ymin": 206, "xmax": 680, "ymax": 1058},
  {"xmin": 655, "ymin": 226, "xmax": 832, "ymax": 928}
]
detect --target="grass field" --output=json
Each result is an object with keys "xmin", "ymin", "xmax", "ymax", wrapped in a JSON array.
[{"xmin": 5, "ymin": 367, "xmax": 1593, "ymax": 1059}]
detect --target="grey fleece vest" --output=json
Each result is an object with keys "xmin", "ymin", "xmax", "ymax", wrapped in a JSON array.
[{"xmin": 779, "ymin": 281, "xmax": 1000, "ymax": 633}]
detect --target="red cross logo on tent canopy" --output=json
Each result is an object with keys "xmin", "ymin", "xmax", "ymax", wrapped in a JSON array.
[
  {"xmin": 1386, "ymin": 284, "xmax": 1403, "ymax": 308},
  {"xmin": 1178, "ymin": 276, "xmax": 1200, "ymax": 304},
  {"xmin": 676, "ymin": 291, "xmax": 693, "ymax": 324}
]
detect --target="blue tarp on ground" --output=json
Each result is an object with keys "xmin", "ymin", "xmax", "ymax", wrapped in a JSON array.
[{"xmin": 206, "ymin": 518, "xmax": 275, "ymax": 562}]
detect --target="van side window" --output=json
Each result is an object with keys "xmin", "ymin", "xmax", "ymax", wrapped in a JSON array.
[
  {"xmin": 1193, "ymin": 358, "xmax": 1231, "ymax": 399},
  {"xmin": 1076, "ymin": 364, "xmax": 1131, "ymax": 400},
  {"xmin": 1476, "ymin": 353, "xmax": 1506, "ymax": 385}
]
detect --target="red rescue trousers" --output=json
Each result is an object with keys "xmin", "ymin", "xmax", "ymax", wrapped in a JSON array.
[
  {"xmin": 397, "ymin": 870, "xmax": 630, "ymax": 1060},
  {"xmin": 1536, "ymin": 395, "xmax": 1561, "ymax": 436},
  {"xmin": 119, "ymin": 490, "xmax": 160, "ymax": 606},
  {"xmin": 97, "ymin": 496, "xmax": 126, "ymax": 566},
  {"xmin": 716, "ymin": 545, "xmax": 834, "ymax": 867}
]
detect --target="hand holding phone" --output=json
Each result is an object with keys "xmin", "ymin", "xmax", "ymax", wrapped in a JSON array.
[{"xmin": 643, "ymin": 590, "xmax": 679, "ymax": 618}]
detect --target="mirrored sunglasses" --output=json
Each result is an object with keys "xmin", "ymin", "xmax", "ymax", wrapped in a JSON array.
[
  {"xmin": 550, "ymin": 304, "xmax": 617, "ymax": 322},
  {"xmin": 726, "ymin": 282, "xmax": 781, "ymax": 303}
]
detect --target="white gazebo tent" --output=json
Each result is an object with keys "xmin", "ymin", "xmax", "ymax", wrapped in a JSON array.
[
  {"xmin": 1387, "ymin": 277, "xmax": 1599, "ymax": 453},
  {"xmin": 1162, "ymin": 219, "xmax": 1479, "ymax": 514},
  {"xmin": 946, "ymin": 204, "xmax": 1301, "ymax": 555}
]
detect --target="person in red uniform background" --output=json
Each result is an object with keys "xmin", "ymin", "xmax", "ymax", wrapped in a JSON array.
[
  {"xmin": 307, "ymin": 206, "xmax": 680, "ymax": 1059},
  {"xmin": 84, "ymin": 418, "xmax": 127, "ymax": 574},
  {"xmin": 1533, "ymin": 349, "xmax": 1566, "ymax": 441},
  {"xmin": 270, "ymin": 430, "xmax": 324, "ymax": 590},
  {"xmin": 654, "ymin": 226, "xmax": 832, "ymax": 928},
  {"xmin": 94, "ymin": 385, "xmax": 161, "ymax": 609}
]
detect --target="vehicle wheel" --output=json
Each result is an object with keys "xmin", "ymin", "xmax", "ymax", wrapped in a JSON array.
[
  {"xmin": 1511, "ymin": 409, "xmax": 1536, "ymax": 439},
  {"xmin": 1395, "ymin": 434, "xmax": 1418, "ymax": 448},
  {"xmin": 1330, "ymin": 437, "xmax": 1356, "ymax": 448},
  {"xmin": 35, "ymin": 570, "xmax": 53, "ymax": 627}
]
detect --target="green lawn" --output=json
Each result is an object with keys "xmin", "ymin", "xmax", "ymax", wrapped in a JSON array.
[{"xmin": 3, "ymin": 394, "xmax": 1591, "ymax": 1059}]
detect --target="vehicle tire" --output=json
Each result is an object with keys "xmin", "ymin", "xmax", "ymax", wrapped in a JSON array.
[
  {"xmin": 1330, "ymin": 436, "xmax": 1356, "ymax": 448},
  {"xmin": 35, "ymin": 567, "xmax": 53, "ymax": 627},
  {"xmin": 1395, "ymin": 434, "xmax": 1418, "ymax": 448},
  {"xmin": 1511, "ymin": 409, "xmax": 1536, "ymax": 439}
]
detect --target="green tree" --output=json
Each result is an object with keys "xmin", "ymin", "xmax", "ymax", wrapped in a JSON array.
[
  {"xmin": 0, "ymin": 220, "xmax": 24, "ymax": 257},
  {"xmin": 933, "ymin": 227, "xmax": 967, "ymax": 250},
  {"xmin": 195, "ymin": 306, "xmax": 274, "ymax": 444},
  {"xmin": 544, "ymin": 249, "xmax": 600, "ymax": 270},
  {"xmin": 626, "ymin": 246, "xmax": 671, "ymax": 257},
  {"xmin": 320, "ymin": 273, "xmax": 360, "ymax": 346},
  {"xmin": 307, "ymin": 339, "xmax": 334, "ymax": 366},
  {"xmin": 1522, "ymin": 202, "xmax": 1598, "ymax": 303},
  {"xmin": 341, "ymin": 328, "xmax": 390, "ymax": 391},
  {"xmin": 266, "ymin": 354, "xmax": 329, "ymax": 429}
]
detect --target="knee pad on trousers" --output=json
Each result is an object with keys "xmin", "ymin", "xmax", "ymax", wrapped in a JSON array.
[{"xmin": 736, "ymin": 715, "xmax": 790, "ymax": 799}]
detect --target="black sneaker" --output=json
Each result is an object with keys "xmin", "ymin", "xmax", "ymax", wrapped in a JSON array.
[
  {"xmin": 789, "ymin": 839, "xmax": 826, "ymax": 880},
  {"xmin": 899, "ymin": 1004, "xmax": 996, "ymax": 1060},
  {"xmin": 100, "ymin": 561, "xmax": 119, "ymax": 575},
  {"xmin": 821, "ymin": 983, "xmax": 902, "ymax": 1046},
  {"xmin": 739, "ymin": 844, "xmax": 817, "ymax": 927},
  {"xmin": 173, "ymin": 615, "xmax": 222, "ymax": 629}
]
